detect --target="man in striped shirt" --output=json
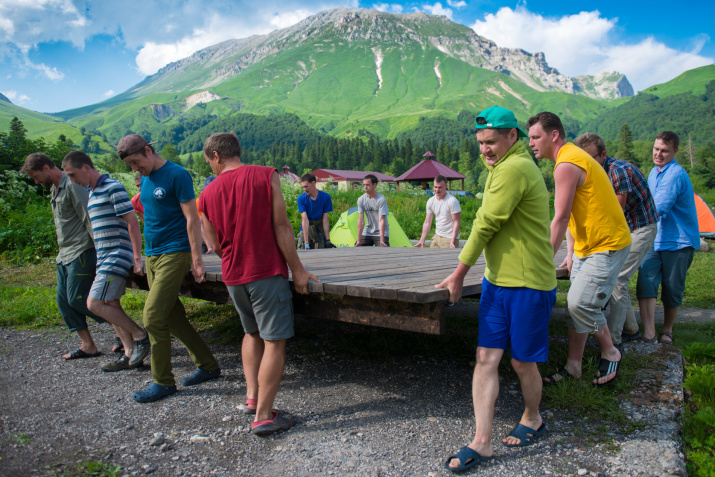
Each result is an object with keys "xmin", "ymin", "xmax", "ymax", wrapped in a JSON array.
[{"xmin": 62, "ymin": 151, "xmax": 151, "ymax": 372}]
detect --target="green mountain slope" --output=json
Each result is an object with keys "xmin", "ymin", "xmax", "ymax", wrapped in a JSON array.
[
  {"xmin": 642, "ymin": 64, "xmax": 715, "ymax": 98},
  {"xmin": 0, "ymin": 100, "xmax": 82, "ymax": 143}
]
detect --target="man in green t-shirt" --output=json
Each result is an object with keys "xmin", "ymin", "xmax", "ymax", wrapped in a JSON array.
[{"xmin": 437, "ymin": 106, "xmax": 557, "ymax": 472}]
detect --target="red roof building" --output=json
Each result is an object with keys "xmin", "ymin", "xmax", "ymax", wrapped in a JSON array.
[
  {"xmin": 278, "ymin": 165, "xmax": 300, "ymax": 184},
  {"xmin": 311, "ymin": 169, "xmax": 396, "ymax": 190},
  {"xmin": 395, "ymin": 157, "xmax": 465, "ymax": 190}
]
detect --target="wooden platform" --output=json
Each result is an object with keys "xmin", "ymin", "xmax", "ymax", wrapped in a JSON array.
[{"xmin": 128, "ymin": 247, "xmax": 569, "ymax": 335}]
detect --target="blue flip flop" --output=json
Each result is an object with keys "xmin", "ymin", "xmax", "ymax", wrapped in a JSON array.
[
  {"xmin": 444, "ymin": 446, "xmax": 493, "ymax": 472},
  {"xmin": 132, "ymin": 383, "xmax": 177, "ymax": 403},
  {"xmin": 503, "ymin": 422, "xmax": 546, "ymax": 447}
]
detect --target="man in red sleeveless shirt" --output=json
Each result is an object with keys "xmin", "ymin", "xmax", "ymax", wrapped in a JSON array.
[{"xmin": 198, "ymin": 132, "xmax": 318, "ymax": 436}]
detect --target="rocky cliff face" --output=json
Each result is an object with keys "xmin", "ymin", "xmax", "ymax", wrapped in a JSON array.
[{"xmin": 145, "ymin": 8, "xmax": 633, "ymax": 101}]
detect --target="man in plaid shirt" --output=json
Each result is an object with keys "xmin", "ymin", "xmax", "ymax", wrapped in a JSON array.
[{"xmin": 574, "ymin": 133, "xmax": 658, "ymax": 347}]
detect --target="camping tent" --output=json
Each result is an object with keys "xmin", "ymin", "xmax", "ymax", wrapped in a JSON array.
[
  {"xmin": 695, "ymin": 193, "xmax": 715, "ymax": 238},
  {"xmin": 329, "ymin": 207, "xmax": 413, "ymax": 247}
]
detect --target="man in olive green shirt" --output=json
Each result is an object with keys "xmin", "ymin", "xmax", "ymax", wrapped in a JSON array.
[
  {"xmin": 437, "ymin": 106, "xmax": 556, "ymax": 472},
  {"xmin": 21, "ymin": 153, "xmax": 104, "ymax": 360}
]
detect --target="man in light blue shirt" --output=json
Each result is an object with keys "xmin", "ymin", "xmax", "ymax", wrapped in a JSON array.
[{"xmin": 636, "ymin": 131, "xmax": 699, "ymax": 344}]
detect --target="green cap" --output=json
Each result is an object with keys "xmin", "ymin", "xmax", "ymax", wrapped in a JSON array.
[{"xmin": 475, "ymin": 106, "xmax": 527, "ymax": 138}]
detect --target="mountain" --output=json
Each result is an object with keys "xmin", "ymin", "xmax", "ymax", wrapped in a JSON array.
[
  {"xmin": 56, "ymin": 8, "xmax": 631, "ymax": 143},
  {"xmin": 1, "ymin": 98, "xmax": 83, "ymax": 143},
  {"xmin": 641, "ymin": 64, "xmax": 715, "ymax": 98}
]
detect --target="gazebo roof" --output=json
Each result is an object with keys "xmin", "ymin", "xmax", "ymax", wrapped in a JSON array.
[
  {"xmin": 278, "ymin": 170, "xmax": 300, "ymax": 183},
  {"xmin": 312, "ymin": 169, "xmax": 397, "ymax": 182},
  {"xmin": 395, "ymin": 159, "xmax": 465, "ymax": 182}
]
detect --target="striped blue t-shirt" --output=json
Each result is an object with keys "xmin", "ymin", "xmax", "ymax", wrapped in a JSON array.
[{"xmin": 88, "ymin": 175, "xmax": 135, "ymax": 277}]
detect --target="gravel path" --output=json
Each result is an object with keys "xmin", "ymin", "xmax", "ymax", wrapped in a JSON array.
[{"xmin": 0, "ymin": 311, "xmax": 692, "ymax": 477}]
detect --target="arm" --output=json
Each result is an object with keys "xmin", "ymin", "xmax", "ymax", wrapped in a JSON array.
[
  {"xmin": 270, "ymin": 173, "xmax": 318, "ymax": 294},
  {"xmin": 450, "ymin": 212, "xmax": 461, "ymax": 248},
  {"xmin": 616, "ymin": 193, "xmax": 627, "ymax": 211},
  {"xmin": 652, "ymin": 171, "xmax": 681, "ymax": 218},
  {"xmin": 322, "ymin": 212, "xmax": 330, "ymax": 242},
  {"xmin": 435, "ymin": 261, "xmax": 470, "ymax": 303},
  {"xmin": 200, "ymin": 214, "xmax": 222, "ymax": 259},
  {"xmin": 416, "ymin": 213, "xmax": 434, "ymax": 247},
  {"xmin": 179, "ymin": 199, "xmax": 205, "ymax": 283},
  {"xmin": 355, "ymin": 213, "xmax": 365, "ymax": 246},
  {"xmin": 550, "ymin": 163, "xmax": 580, "ymax": 257},
  {"xmin": 121, "ymin": 211, "xmax": 144, "ymax": 275},
  {"xmin": 301, "ymin": 212, "xmax": 310, "ymax": 248},
  {"xmin": 379, "ymin": 215, "xmax": 387, "ymax": 246}
]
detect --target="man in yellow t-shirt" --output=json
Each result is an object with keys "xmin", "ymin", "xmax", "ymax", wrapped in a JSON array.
[{"xmin": 527, "ymin": 112, "xmax": 632, "ymax": 387}]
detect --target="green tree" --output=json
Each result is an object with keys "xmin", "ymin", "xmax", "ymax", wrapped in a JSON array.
[
  {"xmin": 161, "ymin": 144, "xmax": 180, "ymax": 163},
  {"xmin": 616, "ymin": 124, "xmax": 636, "ymax": 162}
]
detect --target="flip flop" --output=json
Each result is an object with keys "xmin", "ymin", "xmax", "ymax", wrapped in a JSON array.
[
  {"xmin": 444, "ymin": 446, "xmax": 493, "ymax": 472},
  {"xmin": 659, "ymin": 331, "xmax": 674, "ymax": 344},
  {"xmin": 503, "ymin": 422, "xmax": 546, "ymax": 447},
  {"xmin": 543, "ymin": 367, "xmax": 574, "ymax": 385},
  {"xmin": 251, "ymin": 411, "xmax": 295, "ymax": 436},
  {"xmin": 593, "ymin": 357, "xmax": 621, "ymax": 387},
  {"xmin": 64, "ymin": 349, "xmax": 102, "ymax": 360}
]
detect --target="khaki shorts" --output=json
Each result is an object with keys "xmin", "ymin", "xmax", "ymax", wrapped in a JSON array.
[{"xmin": 430, "ymin": 234, "xmax": 458, "ymax": 248}]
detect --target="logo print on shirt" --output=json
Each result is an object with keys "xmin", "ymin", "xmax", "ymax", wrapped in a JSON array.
[{"xmin": 153, "ymin": 187, "xmax": 166, "ymax": 199}]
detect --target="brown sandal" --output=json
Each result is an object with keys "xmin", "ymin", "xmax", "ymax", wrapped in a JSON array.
[{"xmin": 659, "ymin": 331, "xmax": 674, "ymax": 344}]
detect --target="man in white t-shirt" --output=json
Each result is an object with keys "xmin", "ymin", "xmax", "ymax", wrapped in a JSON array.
[
  {"xmin": 416, "ymin": 175, "xmax": 462, "ymax": 248},
  {"xmin": 355, "ymin": 174, "xmax": 390, "ymax": 247}
]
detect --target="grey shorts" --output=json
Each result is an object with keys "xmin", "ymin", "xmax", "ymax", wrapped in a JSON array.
[
  {"xmin": 565, "ymin": 245, "xmax": 630, "ymax": 334},
  {"xmin": 89, "ymin": 273, "xmax": 127, "ymax": 301},
  {"xmin": 226, "ymin": 275, "xmax": 294, "ymax": 341}
]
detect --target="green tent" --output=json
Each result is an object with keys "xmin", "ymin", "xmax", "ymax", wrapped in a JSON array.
[{"xmin": 329, "ymin": 207, "xmax": 413, "ymax": 248}]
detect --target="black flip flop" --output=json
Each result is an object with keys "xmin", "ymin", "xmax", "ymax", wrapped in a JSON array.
[
  {"xmin": 593, "ymin": 357, "xmax": 621, "ymax": 386},
  {"xmin": 65, "ymin": 349, "xmax": 102, "ymax": 360}
]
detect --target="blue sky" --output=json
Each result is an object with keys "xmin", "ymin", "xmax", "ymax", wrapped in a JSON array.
[{"xmin": 1, "ymin": 0, "xmax": 713, "ymax": 113}]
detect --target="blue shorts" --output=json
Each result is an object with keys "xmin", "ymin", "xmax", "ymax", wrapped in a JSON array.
[
  {"xmin": 478, "ymin": 278, "xmax": 556, "ymax": 362},
  {"xmin": 636, "ymin": 247, "xmax": 694, "ymax": 307}
]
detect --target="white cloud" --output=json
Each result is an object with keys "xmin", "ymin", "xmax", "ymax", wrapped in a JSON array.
[
  {"xmin": 446, "ymin": 0, "xmax": 466, "ymax": 8},
  {"xmin": 27, "ymin": 60, "xmax": 64, "ymax": 80},
  {"xmin": 422, "ymin": 2, "xmax": 453, "ymax": 20},
  {"xmin": 373, "ymin": 3, "xmax": 404, "ymax": 14},
  {"xmin": 270, "ymin": 10, "xmax": 312, "ymax": 29},
  {"xmin": 102, "ymin": 89, "xmax": 115, "ymax": 98},
  {"xmin": 1, "ymin": 90, "xmax": 30, "ymax": 103},
  {"xmin": 471, "ymin": 6, "xmax": 714, "ymax": 92}
]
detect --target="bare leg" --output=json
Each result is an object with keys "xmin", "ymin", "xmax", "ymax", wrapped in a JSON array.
[
  {"xmin": 63, "ymin": 328, "xmax": 98, "ymax": 359},
  {"xmin": 638, "ymin": 297, "xmax": 657, "ymax": 341},
  {"xmin": 543, "ymin": 327, "xmax": 586, "ymax": 383},
  {"xmin": 504, "ymin": 359, "xmax": 543, "ymax": 445},
  {"xmin": 242, "ymin": 332, "xmax": 264, "ymax": 404},
  {"xmin": 87, "ymin": 298, "xmax": 146, "ymax": 342},
  {"xmin": 592, "ymin": 325, "xmax": 622, "ymax": 385},
  {"xmin": 254, "ymin": 340, "xmax": 287, "ymax": 422},
  {"xmin": 661, "ymin": 306, "xmax": 678, "ymax": 343},
  {"xmin": 448, "ymin": 347, "xmax": 501, "ymax": 469}
]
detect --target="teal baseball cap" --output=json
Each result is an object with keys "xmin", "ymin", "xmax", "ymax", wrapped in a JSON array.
[{"xmin": 475, "ymin": 106, "xmax": 528, "ymax": 138}]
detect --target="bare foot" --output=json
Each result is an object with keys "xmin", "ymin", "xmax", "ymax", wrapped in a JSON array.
[
  {"xmin": 448, "ymin": 444, "xmax": 493, "ymax": 469},
  {"xmin": 503, "ymin": 417, "xmax": 543, "ymax": 446},
  {"xmin": 593, "ymin": 349, "xmax": 622, "ymax": 385},
  {"xmin": 542, "ymin": 365, "xmax": 581, "ymax": 384}
]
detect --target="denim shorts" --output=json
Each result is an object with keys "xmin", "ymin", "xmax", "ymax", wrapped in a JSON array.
[
  {"xmin": 636, "ymin": 247, "xmax": 694, "ymax": 307},
  {"xmin": 477, "ymin": 278, "xmax": 556, "ymax": 363},
  {"xmin": 227, "ymin": 275, "xmax": 294, "ymax": 341}
]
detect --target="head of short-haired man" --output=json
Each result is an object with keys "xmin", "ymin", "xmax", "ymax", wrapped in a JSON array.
[
  {"xmin": 61, "ymin": 151, "xmax": 97, "ymax": 189},
  {"xmin": 117, "ymin": 134, "xmax": 159, "ymax": 177},
  {"xmin": 202, "ymin": 132, "xmax": 242, "ymax": 176},
  {"xmin": 363, "ymin": 174, "xmax": 378, "ymax": 197},
  {"xmin": 300, "ymin": 173, "xmax": 318, "ymax": 198},
  {"xmin": 20, "ymin": 152, "xmax": 61, "ymax": 189},
  {"xmin": 574, "ymin": 133, "xmax": 607, "ymax": 166},
  {"xmin": 433, "ymin": 175, "xmax": 448, "ymax": 199},
  {"xmin": 134, "ymin": 171, "xmax": 142, "ymax": 190},
  {"xmin": 653, "ymin": 131, "xmax": 679, "ymax": 170},
  {"xmin": 526, "ymin": 111, "xmax": 567, "ymax": 162},
  {"xmin": 474, "ymin": 106, "xmax": 528, "ymax": 167}
]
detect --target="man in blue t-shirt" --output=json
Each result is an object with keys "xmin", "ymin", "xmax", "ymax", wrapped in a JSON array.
[
  {"xmin": 297, "ymin": 173, "xmax": 334, "ymax": 249},
  {"xmin": 118, "ymin": 134, "xmax": 220, "ymax": 403}
]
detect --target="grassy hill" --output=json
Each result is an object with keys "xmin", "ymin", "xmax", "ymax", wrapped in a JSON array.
[
  {"xmin": 642, "ymin": 64, "xmax": 715, "ymax": 98},
  {"xmin": 0, "ymin": 100, "xmax": 82, "ymax": 143}
]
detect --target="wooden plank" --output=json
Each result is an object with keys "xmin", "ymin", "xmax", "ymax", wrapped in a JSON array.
[{"xmin": 292, "ymin": 293, "xmax": 445, "ymax": 335}]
